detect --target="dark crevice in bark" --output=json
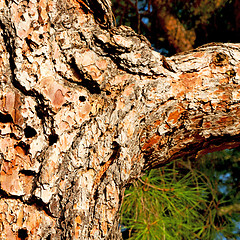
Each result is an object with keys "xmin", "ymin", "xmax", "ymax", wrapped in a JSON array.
[
  {"xmin": 19, "ymin": 169, "xmax": 37, "ymax": 176},
  {"xmin": 25, "ymin": 37, "xmax": 38, "ymax": 52},
  {"xmin": 0, "ymin": 188, "xmax": 23, "ymax": 200},
  {"xmin": 28, "ymin": 195, "xmax": 55, "ymax": 218},
  {"xmin": 58, "ymin": 192, "xmax": 70, "ymax": 239},
  {"xmin": 162, "ymin": 55, "xmax": 176, "ymax": 72},
  {"xmin": 0, "ymin": 20, "xmax": 33, "ymax": 97},
  {"xmin": 46, "ymin": 234, "xmax": 51, "ymax": 240},
  {"xmin": 4, "ymin": 0, "xmax": 8, "ymax": 7},
  {"xmin": 105, "ymin": 90, "xmax": 111, "ymax": 95},
  {"xmin": 17, "ymin": 228, "xmax": 28, "ymax": 240},
  {"xmin": 69, "ymin": 58, "xmax": 101, "ymax": 94},
  {"xmin": 48, "ymin": 133, "xmax": 59, "ymax": 146},
  {"xmin": 184, "ymin": 68, "xmax": 200, "ymax": 73},
  {"xmin": 212, "ymin": 52, "xmax": 229, "ymax": 66},
  {"xmin": 79, "ymin": 95, "xmax": 87, "ymax": 102},
  {"xmin": 34, "ymin": 99, "xmax": 59, "ymax": 146},
  {"xmin": 0, "ymin": 19, "xmax": 58, "ymax": 146},
  {"xmin": 0, "ymin": 189, "xmax": 53, "ymax": 217},
  {"xmin": 93, "ymin": 33, "xmax": 164, "ymax": 77},
  {"xmin": 0, "ymin": 112, "xmax": 13, "ymax": 123},
  {"xmin": 80, "ymin": 0, "xmax": 114, "ymax": 28},
  {"xmin": 24, "ymin": 126, "xmax": 37, "ymax": 138},
  {"xmin": 18, "ymin": 229, "xmax": 28, "ymax": 240}
]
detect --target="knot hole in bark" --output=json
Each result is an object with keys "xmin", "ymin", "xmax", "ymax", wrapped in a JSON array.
[
  {"xmin": 18, "ymin": 228, "xmax": 28, "ymax": 240},
  {"xmin": 212, "ymin": 52, "xmax": 229, "ymax": 66},
  {"xmin": 48, "ymin": 133, "xmax": 59, "ymax": 146},
  {"xmin": 79, "ymin": 96, "xmax": 86, "ymax": 102},
  {"xmin": 0, "ymin": 112, "xmax": 13, "ymax": 123},
  {"xmin": 24, "ymin": 126, "xmax": 37, "ymax": 138}
]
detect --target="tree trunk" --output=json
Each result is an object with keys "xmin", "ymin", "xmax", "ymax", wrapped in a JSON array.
[{"xmin": 0, "ymin": 0, "xmax": 239, "ymax": 239}]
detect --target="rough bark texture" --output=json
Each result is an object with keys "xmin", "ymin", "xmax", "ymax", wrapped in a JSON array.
[{"xmin": 0, "ymin": 0, "xmax": 240, "ymax": 239}]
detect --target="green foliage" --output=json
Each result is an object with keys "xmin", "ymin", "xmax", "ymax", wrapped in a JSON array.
[
  {"xmin": 121, "ymin": 149, "xmax": 240, "ymax": 239},
  {"xmin": 196, "ymin": 149, "xmax": 240, "ymax": 239},
  {"xmin": 121, "ymin": 165, "xmax": 208, "ymax": 239}
]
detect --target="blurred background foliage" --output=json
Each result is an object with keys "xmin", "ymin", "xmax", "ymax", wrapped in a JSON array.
[
  {"xmin": 114, "ymin": 0, "xmax": 240, "ymax": 239},
  {"xmin": 112, "ymin": 0, "xmax": 240, "ymax": 55}
]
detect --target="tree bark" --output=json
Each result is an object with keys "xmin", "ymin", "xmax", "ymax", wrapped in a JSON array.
[{"xmin": 0, "ymin": 0, "xmax": 239, "ymax": 239}]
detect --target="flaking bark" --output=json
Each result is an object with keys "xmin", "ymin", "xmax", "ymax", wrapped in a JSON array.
[{"xmin": 0, "ymin": 0, "xmax": 240, "ymax": 239}]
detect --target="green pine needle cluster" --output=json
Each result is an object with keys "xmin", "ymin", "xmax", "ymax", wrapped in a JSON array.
[
  {"xmin": 120, "ymin": 150, "xmax": 240, "ymax": 239},
  {"xmin": 121, "ymin": 166, "xmax": 208, "ymax": 240}
]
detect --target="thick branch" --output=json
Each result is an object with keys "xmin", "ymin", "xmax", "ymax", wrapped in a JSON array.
[{"xmin": 140, "ymin": 43, "xmax": 240, "ymax": 169}]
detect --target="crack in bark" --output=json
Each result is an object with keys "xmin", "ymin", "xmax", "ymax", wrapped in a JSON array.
[
  {"xmin": 69, "ymin": 57, "xmax": 101, "ymax": 94},
  {"xmin": 92, "ymin": 27, "xmax": 165, "ymax": 77},
  {"xmin": 19, "ymin": 169, "xmax": 37, "ymax": 176},
  {"xmin": 56, "ymin": 178, "xmax": 78, "ymax": 239},
  {"xmin": 79, "ymin": 0, "xmax": 114, "ymax": 28},
  {"xmin": 0, "ymin": 112, "xmax": 13, "ymax": 123},
  {"xmin": 0, "ymin": 19, "xmax": 64, "ymax": 222},
  {"xmin": 0, "ymin": 19, "xmax": 58, "ymax": 146},
  {"xmin": 92, "ymin": 141, "xmax": 121, "ymax": 201},
  {"xmin": 0, "ymin": 188, "xmax": 54, "ymax": 217}
]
